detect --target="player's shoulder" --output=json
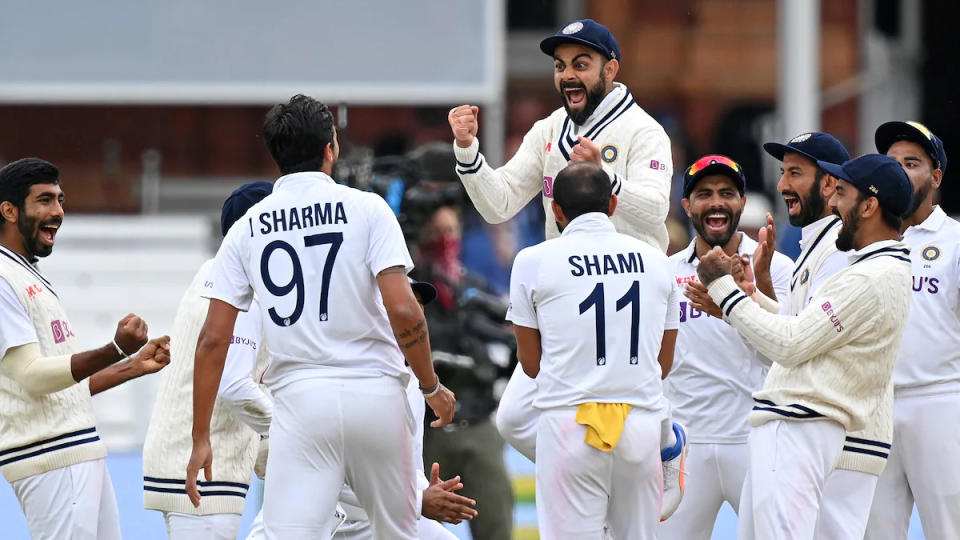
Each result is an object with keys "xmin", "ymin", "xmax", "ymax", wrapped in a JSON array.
[{"xmin": 613, "ymin": 232, "xmax": 669, "ymax": 263}]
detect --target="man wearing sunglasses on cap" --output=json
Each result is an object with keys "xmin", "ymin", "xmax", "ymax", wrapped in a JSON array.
[
  {"xmin": 661, "ymin": 155, "xmax": 792, "ymax": 539},
  {"xmin": 694, "ymin": 154, "xmax": 913, "ymax": 539},
  {"xmin": 864, "ymin": 121, "xmax": 957, "ymax": 540}
]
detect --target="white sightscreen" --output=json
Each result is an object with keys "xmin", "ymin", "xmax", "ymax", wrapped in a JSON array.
[{"xmin": 0, "ymin": 0, "xmax": 505, "ymax": 104}]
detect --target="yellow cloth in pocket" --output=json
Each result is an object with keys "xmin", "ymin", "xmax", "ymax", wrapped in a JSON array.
[{"xmin": 575, "ymin": 402, "xmax": 633, "ymax": 452}]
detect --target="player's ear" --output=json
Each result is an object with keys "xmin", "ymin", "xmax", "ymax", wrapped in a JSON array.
[
  {"xmin": 932, "ymin": 168, "xmax": 943, "ymax": 190},
  {"xmin": 680, "ymin": 198, "xmax": 692, "ymax": 218},
  {"xmin": 604, "ymin": 58, "xmax": 619, "ymax": 84},
  {"xmin": 0, "ymin": 201, "xmax": 18, "ymax": 224},
  {"xmin": 551, "ymin": 200, "xmax": 566, "ymax": 223},
  {"xmin": 608, "ymin": 194, "xmax": 618, "ymax": 217},
  {"xmin": 821, "ymin": 174, "xmax": 838, "ymax": 198}
]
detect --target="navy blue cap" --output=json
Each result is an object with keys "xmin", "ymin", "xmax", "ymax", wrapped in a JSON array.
[
  {"xmin": 409, "ymin": 279, "xmax": 438, "ymax": 305},
  {"xmin": 763, "ymin": 132, "xmax": 850, "ymax": 167},
  {"xmin": 220, "ymin": 181, "xmax": 273, "ymax": 236},
  {"xmin": 540, "ymin": 19, "xmax": 621, "ymax": 61},
  {"xmin": 875, "ymin": 121, "xmax": 948, "ymax": 173},
  {"xmin": 682, "ymin": 154, "xmax": 746, "ymax": 198},
  {"xmin": 816, "ymin": 154, "xmax": 913, "ymax": 217}
]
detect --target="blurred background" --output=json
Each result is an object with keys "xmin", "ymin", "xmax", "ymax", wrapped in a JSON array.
[{"xmin": 0, "ymin": 0, "xmax": 951, "ymax": 538}]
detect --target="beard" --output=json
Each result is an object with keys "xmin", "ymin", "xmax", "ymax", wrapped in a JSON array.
[
  {"xmin": 785, "ymin": 177, "xmax": 826, "ymax": 227},
  {"xmin": 17, "ymin": 212, "xmax": 56, "ymax": 258},
  {"xmin": 690, "ymin": 207, "xmax": 743, "ymax": 249},
  {"xmin": 560, "ymin": 77, "xmax": 606, "ymax": 125},
  {"xmin": 902, "ymin": 179, "xmax": 932, "ymax": 220},
  {"xmin": 834, "ymin": 205, "xmax": 860, "ymax": 252}
]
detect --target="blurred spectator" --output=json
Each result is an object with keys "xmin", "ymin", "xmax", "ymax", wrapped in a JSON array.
[{"xmin": 413, "ymin": 203, "xmax": 516, "ymax": 540}]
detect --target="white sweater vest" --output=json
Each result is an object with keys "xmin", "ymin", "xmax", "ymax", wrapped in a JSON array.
[
  {"xmin": 0, "ymin": 247, "xmax": 106, "ymax": 482},
  {"xmin": 142, "ymin": 260, "xmax": 266, "ymax": 515}
]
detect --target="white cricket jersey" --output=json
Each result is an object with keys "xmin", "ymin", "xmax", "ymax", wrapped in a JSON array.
[
  {"xmin": 453, "ymin": 82, "xmax": 673, "ymax": 250},
  {"xmin": 665, "ymin": 233, "xmax": 793, "ymax": 443},
  {"xmin": 788, "ymin": 215, "xmax": 848, "ymax": 314},
  {"xmin": 506, "ymin": 213, "xmax": 679, "ymax": 411},
  {"xmin": 896, "ymin": 206, "xmax": 960, "ymax": 394},
  {"xmin": 205, "ymin": 172, "xmax": 414, "ymax": 390}
]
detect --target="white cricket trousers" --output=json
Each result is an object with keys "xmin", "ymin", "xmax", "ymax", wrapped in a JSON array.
[
  {"xmin": 737, "ymin": 419, "xmax": 844, "ymax": 540},
  {"xmin": 261, "ymin": 376, "xmax": 418, "ymax": 539},
  {"xmin": 247, "ymin": 507, "xmax": 457, "ymax": 540},
  {"xmin": 658, "ymin": 442, "xmax": 748, "ymax": 539},
  {"xmin": 813, "ymin": 468, "xmax": 878, "ymax": 540},
  {"xmin": 164, "ymin": 511, "xmax": 242, "ymax": 540},
  {"xmin": 494, "ymin": 363, "xmax": 539, "ymax": 462},
  {"xmin": 535, "ymin": 407, "xmax": 663, "ymax": 540},
  {"xmin": 865, "ymin": 391, "xmax": 960, "ymax": 540},
  {"xmin": 11, "ymin": 458, "xmax": 121, "ymax": 540}
]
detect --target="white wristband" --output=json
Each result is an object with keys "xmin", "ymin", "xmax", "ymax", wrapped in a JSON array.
[{"xmin": 112, "ymin": 339, "xmax": 130, "ymax": 359}]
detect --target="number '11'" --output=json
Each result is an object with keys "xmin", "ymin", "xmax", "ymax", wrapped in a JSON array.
[{"xmin": 578, "ymin": 281, "xmax": 640, "ymax": 365}]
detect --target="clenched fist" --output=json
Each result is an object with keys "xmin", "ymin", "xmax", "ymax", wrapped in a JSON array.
[
  {"xmin": 448, "ymin": 105, "xmax": 479, "ymax": 148},
  {"xmin": 114, "ymin": 314, "xmax": 148, "ymax": 356},
  {"xmin": 569, "ymin": 136, "xmax": 602, "ymax": 165},
  {"xmin": 131, "ymin": 336, "xmax": 171, "ymax": 375}
]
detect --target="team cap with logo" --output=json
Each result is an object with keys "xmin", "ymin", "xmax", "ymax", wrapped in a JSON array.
[
  {"xmin": 875, "ymin": 121, "xmax": 948, "ymax": 173},
  {"xmin": 763, "ymin": 132, "xmax": 850, "ymax": 166},
  {"xmin": 539, "ymin": 19, "xmax": 621, "ymax": 61},
  {"xmin": 816, "ymin": 154, "xmax": 914, "ymax": 217}
]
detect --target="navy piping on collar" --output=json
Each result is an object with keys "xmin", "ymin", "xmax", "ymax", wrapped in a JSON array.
[
  {"xmin": 557, "ymin": 91, "xmax": 636, "ymax": 161},
  {"xmin": 852, "ymin": 246, "xmax": 911, "ymax": 265},
  {"xmin": 790, "ymin": 217, "xmax": 842, "ymax": 291},
  {"xmin": 0, "ymin": 245, "xmax": 58, "ymax": 299}
]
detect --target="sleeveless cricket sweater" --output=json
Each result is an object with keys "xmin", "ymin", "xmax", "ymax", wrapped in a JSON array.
[
  {"xmin": 142, "ymin": 260, "xmax": 265, "ymax": 515},
  {"xmin": 0, "ymin": 246, "xmax": 106, "ymax": 482}
]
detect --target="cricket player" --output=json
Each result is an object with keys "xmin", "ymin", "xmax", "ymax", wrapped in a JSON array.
[
  {"xmin": 0, "ymin": 157, "xmax": 170, "ymax": 539},
  {"xmin": 142, "ymin": 181, "xmax": 274, "ymax": 539},
  {"xmin": 694, "ymin": 153, "xmax": 914, "ymax": 539},
  {"xmin": 186, "ymin": 95, "xmax": 455, "ymax": 540},
  {"xmin": 748, "ymin": 132, "xmax": 887, "ymax": 539},
  {"xmin": 508, "ymin": 162, "xmax": 682, "ymax": 539},
  {"xmin": 865, "ymin": 121, "xmax": 957, "ymax": 539},
  {"xmin": 659, "ymin": 155, "xmax": 792, "ymax": 539}
]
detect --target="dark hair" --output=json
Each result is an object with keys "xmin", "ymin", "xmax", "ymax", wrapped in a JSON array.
[
  {"xmin": 262, "ymin": 95, "xmax": 335, "ymax": 175},
  {"xmin": 855, "ymin": 190, "xmax": 902, "ymax": 231},
  {"xmin": 553, "ymin": 162, "xmax": 612, "ymax": 221},
  {"xmin": 814, "ymin": 166, "xmax": 828, "ymax": 184},
  {"xmin": 0, "ymin": 158, "xmax": 61, "ymax": 210}
]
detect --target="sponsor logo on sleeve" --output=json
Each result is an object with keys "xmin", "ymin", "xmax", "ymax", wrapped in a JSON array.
[
  {"xmin": 543, "ymin": 176, "xmax": 554, "ymax": 198},
  {"xmin": 649, "ymin": 159, "xmax": 667, "ymax": 171},
  {"xmin": 821, "ymin": 301, "xmax": 843, "ymax": 332},
  {"xmin": 50, "ymin": 320, "xmax": 75, "ymax": 344},
  {"xmin": 25, "ymin": 284, "xmax": 43, "ymax": 299}
]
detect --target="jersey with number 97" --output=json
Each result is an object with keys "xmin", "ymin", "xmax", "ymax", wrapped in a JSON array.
[
  {"xmin": 204, "ymin": 173, "xmax": 414, "ymax": 388},
  {"xmin": 506, "ymin": 214, "xmax": 679, "ymax": 411}
]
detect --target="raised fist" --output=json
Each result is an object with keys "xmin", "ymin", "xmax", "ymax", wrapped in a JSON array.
[
  {"xmin": 114, "ymin": 313, "xmax": 148, "ymax": 356},
  {"xmin": 448, "ymin": 105, "xmax": 479, "ymax": 148}
]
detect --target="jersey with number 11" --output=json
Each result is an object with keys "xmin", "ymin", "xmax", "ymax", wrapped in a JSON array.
[
  {"xmin": 507, "ymin": 213, "xmax": 679, "ymax": 411},
  {"xmin": 204, "ymin": 172, "xmax": 414, "ymax": 389}
]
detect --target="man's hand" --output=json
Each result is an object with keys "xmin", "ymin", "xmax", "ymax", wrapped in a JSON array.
[
  {"xmin": 421, "ymin": 462, "xmax": 478, "ymax": 524},
  {"xmin": 683, "ymin": 281, "xmax": 723, "ymax": 318},
  {"xmin": 752, "ymin": 213, "xmax": 776, "ymax": 283},
  {"xmin": 130, "ymin": 336, "xmax": 171, "ymax": 375},
  {"xmin": 114, "ymin": 314, "xmax": 148, "ymax": 356},
  {"xmin": 185, "ymin": 439, "xmax": 213, "ymax": 507},
  {"xmin": 425, "ymin": 384, "xmax": 456, "ymax": 428},
  {"xmin": 731, "ymin": 255, "xmax": 756, "ymax": 296},
  {"xmin": 254, "ymin": 436, "xmax": 268, "ymax": 480},
  {"xmin": 448, "ymin": 105, "xmax": 479, "ymax": 148},
  {"xmin": 569, "ymin": 136, "xmax": 602, "ymax": 165},
  {"xmin": 696, "ymin": 247, "xmax": 735, "ymax": 286}
]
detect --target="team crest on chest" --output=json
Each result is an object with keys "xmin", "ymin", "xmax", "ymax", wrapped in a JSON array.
[
  {"xmin": 800, "ymin": 268, "xmax": 810, "ymax": 285},
  {"xmin": 601, "ymin": 144, "xmax": 618, "ymax": 164},
  {"xmin": 921, "ymin": 245, "xmax": 941, "ymax": 262}
]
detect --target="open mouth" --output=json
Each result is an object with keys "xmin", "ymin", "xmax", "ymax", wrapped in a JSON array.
[
  {"xmin": 703, "ymin": 212, "xmax": 730, "ymax": 234},
  {"xmin": 782, "ymin": 193, "xmax": 801, "ymax": 215},
  {"xmin": 38, "ymin": 223, "xmax": 59, "ymax": 245},
  {"xmin": 563, "ymin": 87, "xmax": 587, "ymax": 107}
]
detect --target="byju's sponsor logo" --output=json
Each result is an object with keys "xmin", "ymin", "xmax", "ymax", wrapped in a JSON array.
[
  {"xmin": 912, "ymin": 276, "xmax": 940, "ymax": 294},
  {"xmin": 50, "ymin": 320, "xmax": 75, "ymax": 344},
  {"xmin": 230, "ymin": 336, "xmax": 257, "ymax": 350}
]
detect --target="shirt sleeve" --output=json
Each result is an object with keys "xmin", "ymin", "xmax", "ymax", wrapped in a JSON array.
[
  {"xmin": 506, "ymin": 248, "xmax": 539, "ymax": 329},
  {"xmin": 604, "ymin": 125, "xmax": 672, "ymax": 240},
  {"xmin": 203, "ymin": 222, "xmax": 255, "ymax": 311},
  {"xmin": 706, "ymin": 272, "xmax": 877, "ymax": 368},
  {"xmin": 364, "ymin": 194, "xmax": 414, "ymax": 277},
  {"xmin": 664, "ymin": 278, "xmax": 681, "ymax": 330},
  {"xmin": 0, "ymin": 277, "xmax": 39, "ymax": 359},
  {"xmin": 217, "ymin": 301, "xmax": 273, "ymax": 435},
  {"xmin": 452, "ymin": 119, "xmax": 549, "ymax": 224}
]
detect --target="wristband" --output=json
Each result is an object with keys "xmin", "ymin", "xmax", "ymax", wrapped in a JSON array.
[
  {"xmin": 420, "ymin": 377, "xmax": 441, "ymax": 397},
  {"xmin": 112, "ymin": 339, "xmax": 130, "ymax": 359}
]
